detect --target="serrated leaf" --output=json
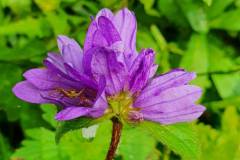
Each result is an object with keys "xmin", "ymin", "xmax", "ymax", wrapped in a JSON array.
[
  {"xmin": 118, "ymin": 125, "xmax": 157, "ymax": 160},
  {"xmin": 140, "ymin": 121, "xmax": 200, "ymax": 160},
  {"xmin": 55, "ymin": 117, "xmax": 96, "ymax": 143},
  {"xmin": 208, "ymin": 41, "xmax": 240, "ymax": 98},
  {"xmin": 40, "ymin": 104, "xmax": 57, "ymax": 128},
  {"xmin": 210, "ymin": 9, "xmax": 240, "ymax": 31},
  {"xmin": 11, "ymin": 128, "xmax": 67, "ymax": 160},
  {"xmin": 60, "ymin": 121, "xmax": 112, "ymax": 160},
  {"xmin": 180, "ymin": 34, "xmax": 210, "ymax": 88}
]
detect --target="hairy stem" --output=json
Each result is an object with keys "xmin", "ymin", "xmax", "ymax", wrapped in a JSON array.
[{"xmin": 105, "ymin": 117, "xmax": 123, "ymax": 160}]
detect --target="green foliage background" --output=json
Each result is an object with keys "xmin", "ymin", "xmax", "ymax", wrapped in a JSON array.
[{"xmin": 0, "ymin": 0, "xmax": 240, "ymax": 160}]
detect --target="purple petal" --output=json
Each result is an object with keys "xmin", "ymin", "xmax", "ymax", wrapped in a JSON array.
[
  {"xmin": 96, "ymin": 8, "xmax": 114, "ymax": 20},
  {"xmin": 44, "ymin": 56, "xmax": 76, "ymax": 81},
  {"xmin": 136, "ymin": 69, "xmax": 196, "ymax": 102},
  {"xmin": 63, "ymin": 63, "xmax": 98, "ymax": 89},
  {"xmin": 46, "ymin": 53, "xmax": 66, "ymax": 73},
  {"xmin": 84, "ymin": 15, "xmax": 121, "ymax": 52},
  {"xmin": 83, "ymin": 47, "xmax": 127, "ymax": 95},
  {"xmin": 23, "ymin": 68, "xmax": 83, "ymax": 90},
  {"xmin": 135, "ymin": 85, "xmax": 202, "ymax": 112},
  {"xmin": 114, "ymin": 8, "xmax": 138, "ymax": 67},
  {"xmin": 89, "ymin": 77, "xmax": 108, "ymax": 117},
  {"xmin": 143, "ymin": 105, "xmax": 205, "ymax": 124},
  {"xmin": 149, "ymin": 64, "xmax": 158, "ymax": 78},
  {"xmin": 12, "ymin": 81, "xmax": 48, "ymax": 104},
  {"xmin": 57, "ymin": 35, "xmax": 83, "ymax": 73},
  {"xmin": 84, "ymin": 20, "xmax": 108, "ymax": 52},
  {"xmin": 97, "ymin": 16, "xmax": 121, "ymax": 45},
  {"xmin": 55, "ymin": 107, "xmax": 90, "ymax": 121},
  {"xmin": 128, "ymin": 49, "xmax": 155, "ymax": 93}
]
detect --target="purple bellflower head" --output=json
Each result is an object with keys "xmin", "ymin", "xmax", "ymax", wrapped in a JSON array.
[{"xmin": 13, "ymin": 8, "xmax": 205, "ymax": 124}]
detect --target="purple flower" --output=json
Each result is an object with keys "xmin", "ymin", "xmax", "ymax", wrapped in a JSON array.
[
  {"xmin": 13, "ymin": 36, "xmax": 108, "ymax": 121},
  {"xmin": 13, "ymin": 8, "xmax": 205, "ymax": 124}
]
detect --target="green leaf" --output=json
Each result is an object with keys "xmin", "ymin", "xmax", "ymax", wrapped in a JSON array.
[
  {"xmin": 150, "ymin": 25, "xmax": 167, "ymax": 52},
  {"xmin": 202, "ymin": 0, "xmax": 212, "ymax": 6},
  {"xmin": 0, "ymin": 17, "xmax": 49, "ymax": 38},
  {"xmin": 0, "ymin": 64, "xmax": 23, "ymax": 121},
  {"xmin": 178, "ymin": 0, "xmax": 208, "ymax": 33},
  {"xmin": 46, "ymin": 11, "xmax": 70, "ymax": 36},
  {"xmin": 55, "ymin": 117, "xmax": 96, "ymax": 143},
  {"xmin": 158, "ymin": 0, "xmax": 188, "ymax": 27},
  {"xmin": 140, "ymin": 0, "xmax": 160, "ymax": 17},
  {"xmin": 180, "ymin": 34, "xmax": 208, "ymax": 72},
  {"xmin": 197, "ymin": 119, "xmax": 240, "ymax": 160},
  {"xmin": 34, "ymin": 0, "xmax": 60, "ymax": 12},
  {"xmin": 180, "ymin": 34, "xmax": 210, "ymax": 88},
  {"xmin": 1, "ymin": 0, "xmax": 32, "ymax": 14},
  {"xmin": 208, "ymin": 41, "xmax": 240, "ymax": 98},
  {"xmin": 11, "ymin": 128, "xmax": 67, "ymax": 160},
  {"xmin": 210, "ymin": 9, "xmax": 240, "ymax": 31},
  {"xmin": 140, "ymin": 121, "xmax": 200, "ymax": 160},
  {"xmin": 60, "ymin": 121, "xmax": 112, "ymax": 160},
  {"xmin": 55, "ymin": 113, "xmax": 113, "ymax": 143},
  {"xmin": 206, "ymin": 0, "xmax": 235, "ymax": 19},
  {"xmin": 118, "ymin": 125, "xmax": 157, "ymax": 160},
  {"xmin": 206, "ymin": 97, "xmax": 240, "ymax": 112},
  {"xmin": 222, "ymin": 106, "xmax": 239, "ymax": 134},
  {"xmin": 150, "ymin": 25, "xmax": 170, "ymax": 72},
  {"xmin": 40, "ymin": 104, "xmax": 57, "ymax": 128},
  {"xmin": 0, "ymin": 40, "xmax": 46, "ymax": 62},
  {"xmin": 212, "ymin": 73, "xmax": 240, "ymax": 98},
  {"xmin": 137, "ymin": 28, "xmax": 160, "ymax": 64}
]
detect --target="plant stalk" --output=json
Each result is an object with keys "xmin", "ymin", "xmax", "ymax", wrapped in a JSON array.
[{"xmin": 105, "ymin": 117, "xmax": 123, "ymax": 160}]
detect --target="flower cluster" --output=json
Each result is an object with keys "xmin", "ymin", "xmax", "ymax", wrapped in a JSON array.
[{"xmin": 13, "ymin": 8, "xmax": 205, "ymax": 124}]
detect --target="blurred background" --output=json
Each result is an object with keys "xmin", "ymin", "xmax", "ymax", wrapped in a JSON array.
[{"xmin": 0, "ymin": 0, "xmax": 240, "ymax": 160}]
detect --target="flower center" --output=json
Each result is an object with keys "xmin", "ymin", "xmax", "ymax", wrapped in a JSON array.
[
  {"xmin": 106, "ymin": 92, "xmax": 143, "ymax": 123},
  {"xmin": 50, "ymin": 87, "xmax": 97, "ymax": 107}
]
